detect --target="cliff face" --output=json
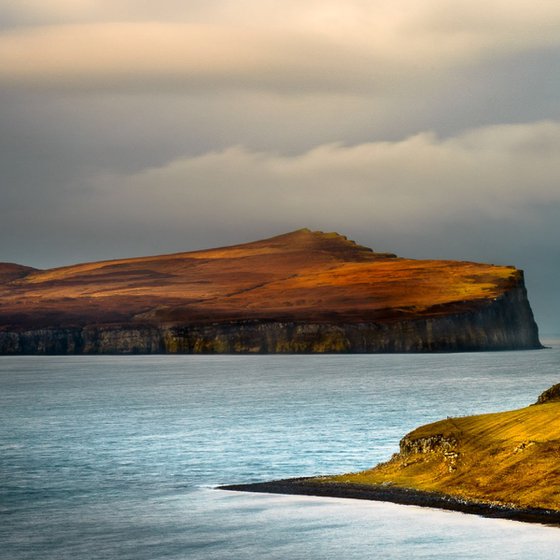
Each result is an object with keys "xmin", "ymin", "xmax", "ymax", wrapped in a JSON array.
[
  {"xmin": 328, "ymin": 384, "xmax": 560, "ymax": 511},
  {"xmin": 0, "ymin": 291, "xmax": 541, "ymax": 354},
  {"xmin": 0, "ymin": 229, "xmax": 542, "ymax": 354}
]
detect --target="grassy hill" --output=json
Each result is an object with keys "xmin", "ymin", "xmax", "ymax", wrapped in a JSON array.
[
  {"xmin": 324, "ymin": 384, "xmax": 560, "ymax": 510},
  {"xmin": 0, "ymin": 228, "xmax": 524, "ymax": 328},
  {"xmin": 0, "ymin": 229, "xmax": 542, "ymax": 353}
]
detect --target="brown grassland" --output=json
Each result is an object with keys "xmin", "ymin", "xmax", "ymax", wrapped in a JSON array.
[{"xmin": 0, "ymin": 229, "xmax": 519, "ymax": 329}]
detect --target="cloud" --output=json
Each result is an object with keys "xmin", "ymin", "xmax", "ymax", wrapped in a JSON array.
[
  {"xmin": 83, "ymin": 120, "xmax": 560, "ymax": 236},
  {"xmin": 0, "ymin": 23, "xmax": 393, "ymax": 94},
  {"xmin": 1, "ymin": 0, "xmax": 221, "ymax": 24},
  {"xmin": 2, "ymin": 2, "xmax": 560, "ymax": 94}
]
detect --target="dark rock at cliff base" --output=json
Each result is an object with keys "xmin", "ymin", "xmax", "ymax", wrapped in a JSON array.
[
  {"xmin": 0, "ymin": 229, "xmax": 542, "ymax": 354},
  {"xmin": 535, "ymin": 383, "xmax": 560, "ymax": 405}
]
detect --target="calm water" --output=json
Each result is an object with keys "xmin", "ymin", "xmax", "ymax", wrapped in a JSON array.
[{"xmin": 2, "ymin": 346, "xmax": 560, "ymax": 559}]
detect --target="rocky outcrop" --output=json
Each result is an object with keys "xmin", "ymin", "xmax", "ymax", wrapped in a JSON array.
[
  {"xmin": 399, "ymin": 433, "xmax": 460, "ymax": 472},
  {"xmin": 0, "ymin": 229, "xmax": 542, "ymax": 354},
  {"xmin": 400, "ymin": 434, "xmax": 458, "ymax": 456},
  {"xmin": 534, "ymin": 383, "xmax": 560, "ymax": 405}
]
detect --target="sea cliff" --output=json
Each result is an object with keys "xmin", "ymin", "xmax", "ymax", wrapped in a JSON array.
[{"xmin": 0, "ymin": 229, "xmax": 542, "ymax": 354}]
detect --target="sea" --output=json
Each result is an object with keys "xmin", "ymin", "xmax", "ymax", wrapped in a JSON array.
[{"xmin": 2, "ymin": 341, "xmax": 560, "ymax": 559}]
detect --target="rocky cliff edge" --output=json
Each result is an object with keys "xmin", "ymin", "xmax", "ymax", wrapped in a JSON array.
[{"xmin": 0, "ymin": 229, "xmax": 542, "ymax": 353}]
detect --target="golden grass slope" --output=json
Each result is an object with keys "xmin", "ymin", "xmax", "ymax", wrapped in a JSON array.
[
  {"xmin": 326, "ymin": 385, "xmax": 560, "ymax": 510},
  {"xmin": 0, "ymin": 228, "xmax": 521, "ymax": 329}
]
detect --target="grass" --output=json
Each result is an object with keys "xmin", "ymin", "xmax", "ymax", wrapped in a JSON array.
[
  {"xmin": 323, "ymin": 394, "xmax": 560, "ymax": 510},
  {"xmin": 1, "ymin": 228, "xmax": 521, "ymax": 328}
]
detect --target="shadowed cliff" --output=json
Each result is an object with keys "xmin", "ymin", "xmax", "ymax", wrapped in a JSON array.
[{"xmin": 0, "ymin": 229, "xmax": 542, "ymax": 353}]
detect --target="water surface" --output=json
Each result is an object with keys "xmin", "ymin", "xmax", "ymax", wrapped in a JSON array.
[{"xmin": 1, "ymin": 349, "xmax": 560, "ymax": 559}]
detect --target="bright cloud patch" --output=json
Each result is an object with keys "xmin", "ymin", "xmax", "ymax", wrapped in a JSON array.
[
  {"xmin": 2, "ymin": 0, "xmax": 560, "ymax": 94},
  {"xmin": 89, "ymin": 121, "xmax": 560, "ymax": 232}
]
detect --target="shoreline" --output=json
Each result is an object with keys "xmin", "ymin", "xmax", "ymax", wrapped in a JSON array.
[{"xmin": 218, "ymin": 477, "xmax": 560, "ymax": 527}]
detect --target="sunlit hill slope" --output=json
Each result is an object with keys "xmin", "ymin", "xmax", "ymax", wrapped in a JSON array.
[
  {"xmin": 327, "ymin": 384, "xmax": 560, "ymax": 511},
  {"xmin": 0, "ymin": 229, "xmax": 541, "ymax": 353}
]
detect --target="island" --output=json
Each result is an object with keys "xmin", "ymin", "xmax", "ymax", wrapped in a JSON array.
[
  {"xmin": 0, "ymin": 228, "xmax": 542, "ymax": 354},
  {"xmin": 220, "ymin": 383, "xmax": 560, "ymax": 526}
]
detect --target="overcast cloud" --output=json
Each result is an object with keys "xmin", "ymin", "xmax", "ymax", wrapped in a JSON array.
[{"xmin": 1, "ymin": 1, "xmax": 559, "ymax": 333}]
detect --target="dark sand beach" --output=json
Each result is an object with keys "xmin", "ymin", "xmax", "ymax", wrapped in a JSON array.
[{"xmin": 219, "ymin": 478, "xmax": 560, "ymax": 527}]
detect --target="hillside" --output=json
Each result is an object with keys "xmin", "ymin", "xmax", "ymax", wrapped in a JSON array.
[
  {"xmin": 325, "ymin": 384, "xmax": 560, "ymax": 511},
  {"xmin": 0, "ymin": 229, "xmax": 542, "ymax": 353},
  {"xmin": 222, "ymin": 384, "xmax": 560, "ymax": 524}
]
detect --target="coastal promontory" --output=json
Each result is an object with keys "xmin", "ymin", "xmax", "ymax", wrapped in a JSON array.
[
  {"xmin": 222, "ymin": 384, "xmax": 560, "ymax": 525},
  {"xmin": 0, "ymin": 229, "xmax": 542, "ymax": 354}
]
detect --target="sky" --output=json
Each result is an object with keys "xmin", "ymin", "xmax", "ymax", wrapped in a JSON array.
[{"xmin": 1, "ymin": 0, "xmax": 559, "ymax": 334}]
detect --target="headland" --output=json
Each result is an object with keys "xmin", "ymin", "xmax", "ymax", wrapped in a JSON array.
[
  {"xmin": 0, "ymin": 229, "xmax": 542, "ymax": 353},
  {"xmin": 221, "ymin": 384, "xmax": 560, "ymax": 526}
]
